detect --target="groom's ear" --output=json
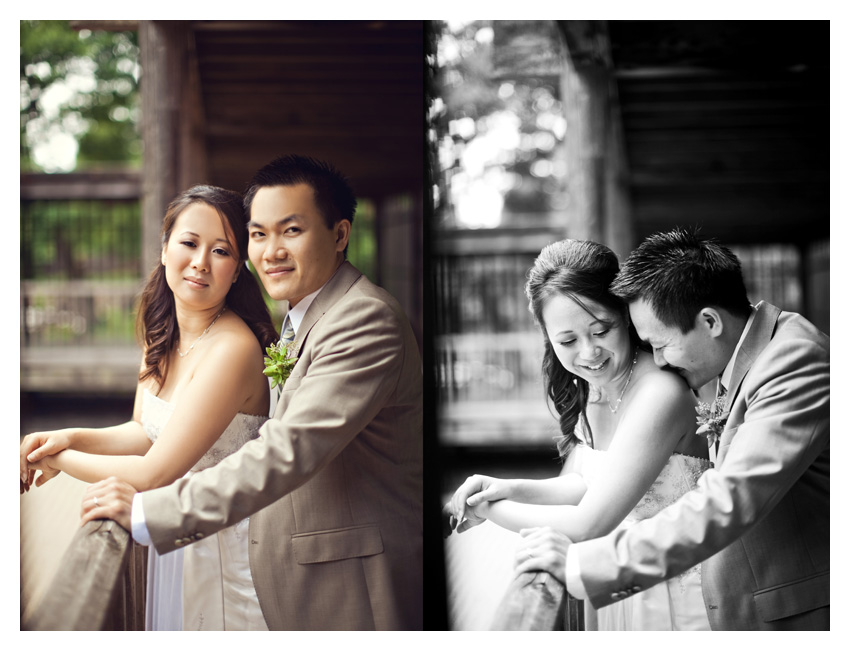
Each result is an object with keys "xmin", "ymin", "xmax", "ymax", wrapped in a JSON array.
[
  {"xmin": 698, "ymin": 308, "xmax": 724, "ymax": 338},
  {"xmin": 334, "ymin": 219, "xmax": 351, "ymax": 253}
]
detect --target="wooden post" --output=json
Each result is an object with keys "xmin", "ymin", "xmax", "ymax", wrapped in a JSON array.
[
  {"xmin": 138, "ymin": 20, "xmax": 208, "ymax": 276},
  {"xmin": 558, "ymin": 21, "xmax": 634, "ymax": 257},
  {"xmin": 490, "ymin": 21, "xmax": 634, "ymax": 256},
  {"xmin": 378, "ymin": 192, "xmax": 424, "ymax": 350}
]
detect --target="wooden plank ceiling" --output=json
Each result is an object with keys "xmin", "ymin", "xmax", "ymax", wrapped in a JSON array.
[
  {"xmin": 190, "ymin": 20, "xmax": 423, "ymax": 200},
  {"xmin": 607, "ymin": 21, "xmax": 829, "ymax": 245}
]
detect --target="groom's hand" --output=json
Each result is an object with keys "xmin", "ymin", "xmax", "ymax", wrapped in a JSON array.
[
  {"xmin": 513, "ymin": 527, "xmax": 573, "ymax": 585},
  {"xmin": 80, "ymin": 476, "xmax": 137, "ymax": 532}
]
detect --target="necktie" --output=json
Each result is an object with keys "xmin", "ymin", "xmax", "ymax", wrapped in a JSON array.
[
  {"xmin": 281, "ymin": 316, "xmax": 295, "ymax": 344},
  {"xmin": 714, "ymin": 379, "xmax": 727, "ymax": 455},
  {"xmin": 269, "ymin": 316, "xmax": 295, "ymax": 416}
]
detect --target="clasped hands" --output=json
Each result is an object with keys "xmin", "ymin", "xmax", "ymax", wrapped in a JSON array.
[
  {"xmin": 20, "ymin": 430, "xmax": 136, "ymax": 531},
  {"xmin": 19, "ymin": 429, "xmax": 68, "ymax": 493},
  {"xmin": 442, "ymin": 474, "xmax": 504, "ymax": 535},
  {"xmin": 442, "ymin": 474, "xmax": 572, "ymax": 584}
]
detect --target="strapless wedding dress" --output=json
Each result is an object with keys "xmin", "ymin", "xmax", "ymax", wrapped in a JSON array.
[
  {"xmin": 574, "ymin": 445, "xmax": 713, "ymax": 630},
  {"xmin": 141, "ymin": 389, "xmax": 269, "ymax": 630}
]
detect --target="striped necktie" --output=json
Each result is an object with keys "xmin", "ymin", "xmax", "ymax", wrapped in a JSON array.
[{"xmin": 269, "ymin": 316, "xmax": 295, "ymax": 416}]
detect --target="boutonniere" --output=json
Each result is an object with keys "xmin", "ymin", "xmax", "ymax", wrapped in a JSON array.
[
  {"xmin": 263, "ymin": 340, "xmax": 299, "ymax": 389},
  {"xmin": 695, "ymin": 396, "xmax": 728, "ymax": 449}
]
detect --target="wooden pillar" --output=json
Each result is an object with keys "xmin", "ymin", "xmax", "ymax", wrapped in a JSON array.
[
  {"xmin": 804, "ymin": 239, "xmax": 830, "ymax": 334},
  {"xmin": 559, "ymin": 21, "xmax": 634, "ymax": 258},
  {"xmin": 378, "ymin": 191, "xmax": 423, "ymax": 350},
  {"xmin": 138, "ymin": 21, "xmax": 207, "ymax": 275}
]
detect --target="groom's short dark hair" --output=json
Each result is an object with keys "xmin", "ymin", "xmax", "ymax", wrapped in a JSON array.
[
  {"xmin": 243, "ymin": 154, "xmax": 357, "ymax": 230},
  {"xmin": 609, "ymin": 227, "xmax": 751, "ymax": 333}
]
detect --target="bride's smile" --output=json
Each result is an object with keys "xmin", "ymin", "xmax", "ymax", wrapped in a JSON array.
[{"xmin": 541, "ymin": 293, "xmax": 632, "ymax": 391}]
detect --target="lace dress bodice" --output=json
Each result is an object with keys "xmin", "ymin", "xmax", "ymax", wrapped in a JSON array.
[
  {"xmin": 141, "ymin": 389, "xmax": 266, "ymax": 473},
  {"xmin": 572, "ymin": 445, "xmax": 713, "ymax": 629},
  {"xmin": 575, "ymin": 445, "xmax": 712, "ymax": 522}
]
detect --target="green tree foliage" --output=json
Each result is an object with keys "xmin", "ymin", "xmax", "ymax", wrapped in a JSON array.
[{"xmin": 20, "ymin": 20, "xmax": 140, "ymax": 172}]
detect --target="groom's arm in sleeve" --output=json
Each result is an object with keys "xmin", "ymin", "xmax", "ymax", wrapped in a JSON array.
[
  {"xmin": 140, "ymin": 291, "xmax": 411, "ymax": 554},
  {"xmin": 574, "ymin": 330, "xmax": 828, "ymax": 609}
]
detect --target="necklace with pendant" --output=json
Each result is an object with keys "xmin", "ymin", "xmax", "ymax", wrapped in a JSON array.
[
  {"xmin": 178, "ymin": 306, "xmax": 227, "ymax": 358},
  {"xmin": 607, "ymin": 348, "xmax": 639, "ymax": 413}
]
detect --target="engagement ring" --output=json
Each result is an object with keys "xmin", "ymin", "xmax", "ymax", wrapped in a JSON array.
[{"xmin": 93, "ymin": 496, "xmax": 99, "ymax": 507}]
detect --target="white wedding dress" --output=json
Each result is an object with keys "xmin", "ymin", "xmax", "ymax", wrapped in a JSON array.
[
  {"xmin": 141, "ymin": 389, "xmax": 269, "ymax": 630},
  {"xmin": 573, "ymin": 444, "xmax": 713, "ymax": 630}
]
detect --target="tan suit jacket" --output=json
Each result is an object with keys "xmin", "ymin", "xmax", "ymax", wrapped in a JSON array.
[
  {"xmin": 143, "ymin": 262, "xmax": 423, "ymax": 630},
  {"xmin": 575, "ymin": 302, "xmax": 829, "ymax": 630}
]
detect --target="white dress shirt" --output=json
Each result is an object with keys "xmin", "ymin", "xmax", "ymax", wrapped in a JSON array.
[
  {"xmin": 131, "ymin": 283, "xmax": 327, "ymax": 545},
  {"xmin": 564, "ymin": 307, "xmax": 756, "ymax": 599}
]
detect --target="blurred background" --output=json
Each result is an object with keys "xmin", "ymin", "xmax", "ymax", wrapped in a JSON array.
[
  {"xmin": 20, "ymin": 19, "xmax": 423, "ymax": 624},
  {"xmin": 427, "ymin": 20, "xmax": 829, "ymax": 630}
]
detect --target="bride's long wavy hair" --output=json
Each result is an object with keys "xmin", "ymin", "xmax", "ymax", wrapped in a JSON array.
[
  {"xmin": 525, "ymin": 239, "xmax": 638, "ymax": 459},
  {"xmin": 136, "ymin": 185, "xmax": 277, "ymax": 390}
]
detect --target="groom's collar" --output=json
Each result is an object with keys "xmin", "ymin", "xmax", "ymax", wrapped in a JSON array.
[
  {"xmin": 723, "ymin": 301, "xmax": 782, "ymax": 405},
  {"xmin": 720, "ymin": 306, "xmax": 756, "ymax": 391},
  {"xmin": 284, "ymin": 285, "xmax": 323, "ymax": 337},
  {"xmin": 282, "ymin": 261, "xmax": 363, "ymax": 345}
]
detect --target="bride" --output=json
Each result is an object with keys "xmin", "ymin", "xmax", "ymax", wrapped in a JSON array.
[
  {"xmin": 20, "ymin": 185, "xmax": 277, "ymax": 630},
  {"xmin": 446, "ymin": 239, "xmax": 712, "ymax": 630}
]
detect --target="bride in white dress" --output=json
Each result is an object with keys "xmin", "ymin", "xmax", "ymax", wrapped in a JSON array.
[
  {"xmin": 21, "ymin": 185, "xmax": 278, "ymax": 630},
  {"xmin": 446, "ymin": 239, "xmax": 712, "ymax": 630}
]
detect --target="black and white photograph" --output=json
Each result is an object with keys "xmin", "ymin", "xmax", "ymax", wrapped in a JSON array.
[{"xmin": 429, "ymin": 19, "xmax": 829, "ymax": 631}]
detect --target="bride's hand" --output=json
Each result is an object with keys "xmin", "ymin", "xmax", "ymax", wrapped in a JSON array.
[
  {"xmin": 20, "ymin": 429, "xmax": 74, "ymax": 488},
  {"xmin": 25, "ymin": 454, "xmax": 62, "ymax": 488},
  {"xmin": 448, "ymin": 474, "xmax": 513, "ymax": 533}
]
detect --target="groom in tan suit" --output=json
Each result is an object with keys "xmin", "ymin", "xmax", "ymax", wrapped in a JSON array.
[
  {"xmin": 91, "ymin": 155, "xmax": 423, "ymax": 630},
  {"xmin": 512, "ymin": 228, "xmax": 828, "ymax": 630}
]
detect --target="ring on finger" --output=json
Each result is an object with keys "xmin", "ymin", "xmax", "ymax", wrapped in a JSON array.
[{"xmin": 93, "ymin": 496, "xmax": 99, "ymax": 507}]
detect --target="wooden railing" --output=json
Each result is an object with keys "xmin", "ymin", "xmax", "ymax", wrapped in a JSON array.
[
  {"xmin": 491, "ymin": 570, "xmax": 584, "ymax": 630},
  {"xmin": 22, "ymin": 519, "xmax": 146, "ymax": 631}
]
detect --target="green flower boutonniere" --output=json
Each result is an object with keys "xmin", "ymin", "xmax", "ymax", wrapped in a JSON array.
[
  {"xmin": 263, "ymin": 340, "xmax": 299, "ymax": 389},
  {"xmin": 695, "ymin": 396, "xmax": 728, "ymax": 449}
]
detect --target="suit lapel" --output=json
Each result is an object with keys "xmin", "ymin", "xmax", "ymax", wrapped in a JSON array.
[
  {"xmin": 725, "ymin": 301, "xmax": 782, "ymax": 410},
  {"xmin": 290, "ymin": 261, "xmax": 363, "ymax": 355}
]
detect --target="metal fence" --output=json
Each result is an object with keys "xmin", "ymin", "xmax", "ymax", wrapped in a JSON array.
[
  {"xmin": 21, "ymin": 198, "xmax": 142, "ymax": 348},
  {"xmin": 21, "ymin": 174, "xmax": 144, "ymax": 394}
]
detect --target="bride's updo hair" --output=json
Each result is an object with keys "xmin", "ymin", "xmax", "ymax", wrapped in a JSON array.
[
  {"xmin": 136, "ymin": 185, "xmax": 278, "ymax": 389},
  {"xmin": 525, "ymin": 239, "xmax": 635, "ymax": 458}
]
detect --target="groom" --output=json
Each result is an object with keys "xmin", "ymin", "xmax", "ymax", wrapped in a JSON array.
[
  {"xmin": 88, "ymin": 155, "xmax": 423, "ymax": 630},
  {"xmin": 513, "ymin": 228, "xmax": 829, "ymax": 630}
]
